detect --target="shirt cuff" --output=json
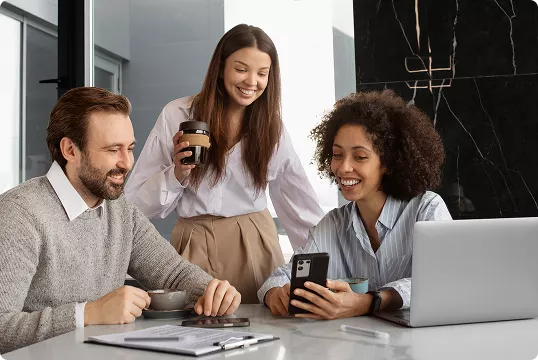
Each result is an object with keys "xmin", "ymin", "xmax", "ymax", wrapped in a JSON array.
[
  {"xmin": 165, "ymin": 164, "xmax": 186, "ymax": 192},
  {"xmin": 381, "ymin": 278, "xmax": 411, "ymax": 310},
  {"xmin": 257, "ymin": 275, "xmax": 290, "ymax": 304},
  {"xmin": 75, "ymin": 302, "xmax": 86, "ymax": 328}
]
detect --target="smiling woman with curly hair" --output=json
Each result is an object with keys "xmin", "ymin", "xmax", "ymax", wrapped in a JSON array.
[
  {"xmin": 259, "ymin": 90, "xmax": 453, "ymax": 321},
  {"xmin": 311, "ymin": 89, "xmax": 445, "ymax": 199}
]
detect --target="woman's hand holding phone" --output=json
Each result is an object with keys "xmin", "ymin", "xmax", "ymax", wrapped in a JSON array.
[
  {"xmin": 265, "ymin": 284, "xmax": 291, "ymax": 316},
  {"xmin": 266, "ymin": 253, "xmax": 373, "ymax": 319},
  {"xmin": 290, "ymin": 280, "xmax": 371, "ymax": 320}
]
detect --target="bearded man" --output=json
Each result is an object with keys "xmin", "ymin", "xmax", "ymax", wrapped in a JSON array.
[{"xmin": 0, "ymin": 87, "xmax": 241, "ymax": 354}]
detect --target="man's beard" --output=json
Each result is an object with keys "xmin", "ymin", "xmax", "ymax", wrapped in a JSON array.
[{"xmin": 78, "ymin": 154, "xmax": 128, "ymax": 200}]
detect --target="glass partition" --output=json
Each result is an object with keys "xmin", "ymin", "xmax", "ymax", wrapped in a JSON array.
[{"xmin": 0, "ymin": 12, "xmax": 21, "ymax": 193}]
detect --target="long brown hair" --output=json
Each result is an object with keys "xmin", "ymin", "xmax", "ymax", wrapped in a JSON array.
[{"xmin": 188, "ymin": 24, "xmax": 282, "ymax": 194}]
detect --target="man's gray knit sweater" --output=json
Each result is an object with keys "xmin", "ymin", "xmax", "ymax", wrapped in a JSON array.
[{"xmin": 0, "ymin": 176, "xmax": 213, "ymax": 354}]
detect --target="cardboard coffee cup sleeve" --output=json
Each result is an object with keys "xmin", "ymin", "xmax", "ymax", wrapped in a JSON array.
[{"xmin": 179, "ymin": 134, "xmax": 211, "ymax": 148}]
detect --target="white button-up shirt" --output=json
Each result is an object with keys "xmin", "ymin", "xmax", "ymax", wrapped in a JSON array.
[
  {"xmin": 125, "ymin": 96, "xmax": 325, "ymax": 249},
  {"xmin": 257, "ymin": 191, "xmax": 452, "ymax": 308}
]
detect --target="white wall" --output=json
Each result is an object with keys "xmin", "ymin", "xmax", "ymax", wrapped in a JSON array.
[
  {"xmin": 94, "ymin": 0, "xmax": 130, "ymax": 60},
  {"xmin": 224, "ymin": 0, "xmax": 339, "ymax": 215}
]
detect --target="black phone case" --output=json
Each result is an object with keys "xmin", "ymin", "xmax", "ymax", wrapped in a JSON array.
[
  {"xmin": 288, "ymin": 252, "xmax": 329, "ymax": 314},
  {"xmin": 181, "ymin": 319, "xmax": 250, "ymax": 328}
]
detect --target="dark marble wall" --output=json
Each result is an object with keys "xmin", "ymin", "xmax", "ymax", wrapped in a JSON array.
[{"xmin": 353, "ymin": 0, "xmax": 538, "ymax": 219}]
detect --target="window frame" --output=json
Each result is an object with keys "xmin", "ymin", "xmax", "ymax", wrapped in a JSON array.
[{"xmin": 94, "ymin": 51, "xmax": 122, "ymax": 93}]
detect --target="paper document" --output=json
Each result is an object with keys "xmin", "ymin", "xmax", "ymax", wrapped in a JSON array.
[{"xmin": 87, "ymin": 325, "xmax": 276, "ymax": 356}]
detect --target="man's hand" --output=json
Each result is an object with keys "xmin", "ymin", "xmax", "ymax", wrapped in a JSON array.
[
  {"xmin": 194, "ymin": 279, "xmax": 241, "ymax": 317},
  {"xmin": 265, "ymin": 284, "xmax": 290, "ymax": 316},
  {"xmin": 291, "ymin": 280, "xmax": 371, "ymax": 320},
  {"xmin": 84, "ymin": 286, "xmax": 151, "ymax": 326}
]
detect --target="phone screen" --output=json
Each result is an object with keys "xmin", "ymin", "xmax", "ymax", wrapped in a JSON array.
[{"xmin": 181, "ymin": 318, "xmax": 250, "ymax": 327}]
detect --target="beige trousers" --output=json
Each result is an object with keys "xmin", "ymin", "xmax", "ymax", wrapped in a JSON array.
[{"xmin": 170, "ymin": 209, "xmax": 285, "ymax": 304}]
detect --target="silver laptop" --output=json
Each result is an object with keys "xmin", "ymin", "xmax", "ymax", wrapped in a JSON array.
[{"xmin": 375, "ymin": 217, "xmax": 538, "ymax": 327}]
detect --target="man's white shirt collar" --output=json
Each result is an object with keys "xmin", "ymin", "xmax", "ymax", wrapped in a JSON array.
[{"xmin": 46, "ymin": 161, "xmax": 104, "ymax": 221}]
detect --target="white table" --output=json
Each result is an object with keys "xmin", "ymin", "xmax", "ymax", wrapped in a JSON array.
[{"xmin": 4, "ymin": 305, "xmax": 538, "ymax": 360}]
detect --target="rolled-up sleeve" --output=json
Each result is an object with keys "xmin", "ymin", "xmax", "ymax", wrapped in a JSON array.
[{"xmin": 381, "ymin": 278, "xmax": 411, "ymax": 309}]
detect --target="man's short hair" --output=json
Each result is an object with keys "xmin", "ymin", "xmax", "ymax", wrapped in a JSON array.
[{"xmin": 46, "ymin": 87, "xmax": 131, "ymax": 168}]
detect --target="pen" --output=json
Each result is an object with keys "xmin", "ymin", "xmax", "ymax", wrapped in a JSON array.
[
  {"xmin": 213, "ymin": 336, "xmax": 254, "ymax": 346},
  {"xmin": 220, "ymin": 338, "xmax": 258, "ymax": 350},
  {"xmin": 340, "ymin": 325, "xmax": 390, "ymax": 339},
  {"xmin": 124, "ymin": 336, "xmax": 182, "ymax": 342}
]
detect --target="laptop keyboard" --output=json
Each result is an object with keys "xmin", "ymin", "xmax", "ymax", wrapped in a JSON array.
[{"xmin": 392, "ymin": 310, "xmax": 410, "ymax": 321}]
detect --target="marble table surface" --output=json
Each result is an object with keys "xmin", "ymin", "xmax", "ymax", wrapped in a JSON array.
[{"xmin": 4, "ymin": 304, "xmax": 538, "ymax": 360}]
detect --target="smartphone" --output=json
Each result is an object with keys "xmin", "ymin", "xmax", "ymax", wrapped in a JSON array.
[
  {"xmin": 181, "ymin": 318, "xmax": 250, "ymax": 328},
  {"xmin": 288, "ymin": 252, "xmax": 330, "ymax": 315}
]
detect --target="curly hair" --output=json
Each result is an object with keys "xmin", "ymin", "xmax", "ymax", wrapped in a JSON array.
[{"xmin": 310, "ymin": 90, "xmax": 445, "ymax": 200}]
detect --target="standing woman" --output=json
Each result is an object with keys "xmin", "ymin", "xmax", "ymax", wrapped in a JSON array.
[{"xmin": 125, "ymin": 24, "xmax": 325, "ymax": 303}]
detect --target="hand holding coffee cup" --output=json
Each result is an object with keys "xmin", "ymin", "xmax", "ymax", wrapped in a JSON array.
[
  {"xmin": 84, "ymin": 285, "xmax": 151, "ymax": 326},
  {"xmin": 172, "ymin": 121, "xmax": 211, "ymax": 183},
  {"xmin": 172, "ymin": 131, "xmax": 196, "ymax": 183},
  {"xmin": 147, "ymin": 289, "xmax": 187, "ymax": 311}
]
